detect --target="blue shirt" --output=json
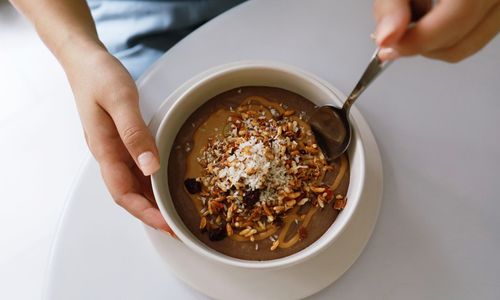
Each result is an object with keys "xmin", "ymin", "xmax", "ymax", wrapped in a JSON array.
[{"xmin": 88, "ymin": 0, "xmax": 245, "ymax": 78}]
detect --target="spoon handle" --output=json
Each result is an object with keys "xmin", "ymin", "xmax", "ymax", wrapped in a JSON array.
[{"xmin": 342, "ymin": 48, "xmax": 391, "ymax": 112}]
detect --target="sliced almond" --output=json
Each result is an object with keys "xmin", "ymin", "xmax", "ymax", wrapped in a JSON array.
[
  {"xmin": 310, "ymin": 186, "xmax": 326, "ymax": 193},
  {"xmin": 286, "ymin": 191, "xmax": 301, "ymax": 199},
  {"xmin": 285, "ymin": 200, "xmax": 297, "ymax": 209},
  {"xmin": 199, "ymin": 217, "xmax": 207, "ymax": 230},
  {"xmin": 270, "ymin": 240, "xmax": 280, "ymax": 251},
  {"xmin": 298, "ymin": 198, "xmax": 309, "ymax": 206},
  {"xmin": 226, "ymin": 223, "xmax": 233, "ymax": 236},
  {"xmin": 239, "ymin": 228, "xmax": 252, "ymax": 236},
  {"xmin": 244, "ymin": 229, "xmax": 258, "ymax": 237}
]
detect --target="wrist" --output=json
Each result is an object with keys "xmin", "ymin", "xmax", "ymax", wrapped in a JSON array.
[{"xmin": 56, "ymin": 35, "xmax": 107, "ymax": 70}]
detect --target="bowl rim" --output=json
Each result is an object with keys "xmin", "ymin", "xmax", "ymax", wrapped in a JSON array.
[{"xmin": 151, "ymin": 60, "xmax": 366, "ymax": 269}]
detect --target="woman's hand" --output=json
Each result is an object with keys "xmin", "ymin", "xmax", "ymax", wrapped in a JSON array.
[
  {"xmin": 10, "ymin": 0, "xmax": 172, "ymax": 233},
  {"xmin": 63, "ymin": 43, "xmax": 172, "ymax": 234},
  {"xmin": 373, "ymin": 0, "xmax": 500, "ymax": 62}
]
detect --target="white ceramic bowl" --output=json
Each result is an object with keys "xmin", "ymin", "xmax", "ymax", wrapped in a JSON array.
[{"xmin": 151, "ymin": 61, "xmax": 365, "ymax": 270}]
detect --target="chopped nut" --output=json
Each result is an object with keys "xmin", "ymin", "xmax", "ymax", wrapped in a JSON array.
[
  {"xmin": 298, "ymin": 198, "xmax": 309, "ymax": 206},
  {"xmin": 246, "ymin": 167, "xmax": 257, "ymax": 175},
  {"xmin": 270, "ymin": 240, "xmax": 280, "ymax": 251},
  {"xmin": 333, "ymin": 198, "xmax": 347, "ymax": 210},
  {"xmin": 317, "ymin": 197, "xmax": 325, "ymax": 208},
  {"xmin": 257, "ymin": 221, "xmax": 266, "ymax": 231},
  {"xmin": 286, "ymin": 191, "xmax": 301, "ymax": 199},
  {"xmin": 188, "ymin": 97, "xmax": 344, "ymax": 248},
  {"xmin": 305, "ymin": 146, "xmax": 319, "ymax": 154},
  {"xmin": 265, "ymin": 151, "xmax": 274, "ymax": 160},
  {"xmin": 199, "ymin": 217, "xmax": 207, "ymax": 230},
  {"xmin": 310, "ymin": 186, "xmax": 326, "ymax": 193},
  {"xmin": 226, "ymin": 204, "xmax": 234, "ymax": 221},
  {"xmin": 276, "ymin": 126, "xmax": 282, "ymax": 137},
  {"xmin": 226, "ymin": 223, "xmax": 233, "ymax": 236},
  {"xmin": 244, "ymin": 229, "xmax": 258, "ymax": 237},
  {"xmin": 262, "ymin": 202, "xmax": 272, "ymax": 216},
  {"xmin": 239, "ymin": 228, "xmax": 252, "ymax": 236},
  {"xmin": 273, "ymin": 206, "xmax": 285, "ymax": 214}
]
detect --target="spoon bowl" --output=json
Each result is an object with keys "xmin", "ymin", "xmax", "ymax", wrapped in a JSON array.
[{"xmin": 310, "ymin": 105, "xmax": 351, "ymax": 162}]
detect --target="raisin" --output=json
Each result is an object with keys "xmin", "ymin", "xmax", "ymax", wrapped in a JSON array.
[
  {"xmin": 208, "ymin": 227, "xmax": 226, "ymax": 241},
  {"xmin": 299, "ymin": 149, "xmax": 307, "ymax": 155},
  {"xmin": 324, "ymin": 188, "xmax": 334, "ymax": 201},
  {"xmin": 184, "ymin": 178, "xmax": 201, "ymax": 194},
  {"xmin": 274, "ymin": 217, "xmax": 284, "ymax": 227},
  {"xmin": 243, "ymin": 189, "xmax": 261, "ymax": 207},
  {"xmin": 298, "ymin": 226, "xmax": 308, "ymax": 240}
]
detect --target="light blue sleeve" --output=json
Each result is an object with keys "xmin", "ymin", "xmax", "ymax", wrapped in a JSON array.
[{"xmin": 88, "ymin": 0, "xmax": 245, "ymax": 79}]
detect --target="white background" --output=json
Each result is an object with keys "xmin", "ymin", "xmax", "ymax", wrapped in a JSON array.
[{"xmin": 0, "ymin": 2, "xmax": 88, "ymax": 299}]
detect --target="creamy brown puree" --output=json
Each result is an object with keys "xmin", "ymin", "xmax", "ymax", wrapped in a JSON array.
[{"xmin": 168, "ymin": 86, "xmax": 349, "ymax": 260}]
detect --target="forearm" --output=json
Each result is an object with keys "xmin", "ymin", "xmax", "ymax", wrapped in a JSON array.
[{"xmin": 9, "ymin": 0, "xmax": 105, "ymax": 68}]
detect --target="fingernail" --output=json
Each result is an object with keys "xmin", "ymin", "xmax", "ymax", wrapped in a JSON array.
[
  {"xmin": 138, "ymin": 151, "xmax": 160, "ymax": 176},
  {"xmin": 378, "ymin": 47, "xmax": 400, "ymax": 61},
  {"xmin": 375, "ymin": 15, "xmax": 399, "ymax": 46}
]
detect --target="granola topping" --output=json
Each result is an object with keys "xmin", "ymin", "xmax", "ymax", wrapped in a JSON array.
[{"xmin": 184, "ymin": 96, "xmax": 348, "ymax": 250}]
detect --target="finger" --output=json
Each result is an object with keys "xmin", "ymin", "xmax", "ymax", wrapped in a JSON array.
[
  {"xmin": 373, "ymin": 0, "xmax": 411, "ymax": 47},
  {"xmin": 78, "ymin": 101, "xmax": 130, "ymax": 163},
  {"xmin": 82, "ymin": 106, "xmax": 172, "ymax": 233},
  {"xmin": 393, "ymin": 0, "xmax": 498, "ymax": 56},
  {"xmin": 133, "ymin": 162, "xmax": 156, "ymax": 203},
  {"xmin": 424, "ymin": 3, "xmax": 500, "ymax": 63},
  {"xmin": 100, "ymin": 158, "xmax": 173, "ymax": 233},
  {"xmin": 101, "ymin": 87, "xmax": 160, "ymax": 176}
]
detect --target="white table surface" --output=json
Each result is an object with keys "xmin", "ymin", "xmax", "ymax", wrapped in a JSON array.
[
  {"xmin": 0, "ymin": 2, "xmax": 88, "ymax": 300},
  {"xmin": 2, "ymin": 0, "xmax": 499, "ymax": 299}
]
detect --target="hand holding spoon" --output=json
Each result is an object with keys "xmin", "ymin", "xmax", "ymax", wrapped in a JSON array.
[{"xmin": 310, "ymin": 0, "xmax": 432, "ymax": 161}]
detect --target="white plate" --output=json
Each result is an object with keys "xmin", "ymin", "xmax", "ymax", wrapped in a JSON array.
[
  {"xmin": 44, "ymin": 63, "xmax": 382, "ymax": 300},
  {"xmin": 144, "ymin": 63, "xmax": 383, "ymax": 300}
]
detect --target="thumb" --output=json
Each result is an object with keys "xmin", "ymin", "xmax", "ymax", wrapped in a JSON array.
[
  {"xmin": 373, "ymin": 0, "xmax": 411, "ymax": 47},
  {"xmin": 106, "ymin": 89, "xmax": 160, "ymax": 176}
]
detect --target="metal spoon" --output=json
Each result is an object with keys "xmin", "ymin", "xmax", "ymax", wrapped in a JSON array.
[
  {"xmin": 310, "ymin": 0, "xmax": 432, "ymax": 161},
  {"xmin": 309, "ymin": 49, "xmax": 390, "ymax": 161}
]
